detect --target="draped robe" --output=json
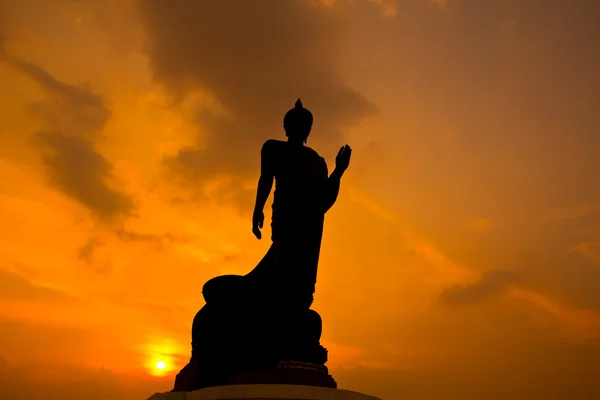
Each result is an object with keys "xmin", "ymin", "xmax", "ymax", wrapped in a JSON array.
[{"xmin": 203, "ymin": 140, "xmax": 330, "ymax": 308}]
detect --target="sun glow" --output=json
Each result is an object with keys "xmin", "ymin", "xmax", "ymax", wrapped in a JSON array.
[{"xmin": 143, "ymin": 337, "xmax": 186, "ymax": 376}]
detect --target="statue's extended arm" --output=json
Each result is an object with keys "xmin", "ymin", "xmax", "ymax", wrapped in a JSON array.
[
  {"xmin": 321, "ymin": 168, "xmax": 343, "ymax": 214},
  {"xmin": 321, "ymin": 145, "xmax": 352, "ymax": 214},
  {"xmin": 252, "ymin": 141, "xmax": 275, "ymax": 239}
]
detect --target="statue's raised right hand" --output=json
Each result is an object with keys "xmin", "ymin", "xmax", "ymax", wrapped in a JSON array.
[
  {"xmin": 252, "ymin": 209, "xmax": 264, "ymax": 240},
  {"xmin": 335, "ymin": 144, "xmax": 352, "ymax": 173}
]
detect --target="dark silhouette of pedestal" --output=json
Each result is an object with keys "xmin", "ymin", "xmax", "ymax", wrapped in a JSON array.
[
  {"xmin": 172, "ymin": 246, "xmax": 336, "ymax": 391},
  {"xmin": 150, "ymin": 384, "xmax": 381, "ymax": 400}
]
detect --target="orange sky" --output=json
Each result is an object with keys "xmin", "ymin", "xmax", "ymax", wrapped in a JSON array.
[{"xmin": 1, "ymin": 0, "xmax": 600, "ymax": 399}]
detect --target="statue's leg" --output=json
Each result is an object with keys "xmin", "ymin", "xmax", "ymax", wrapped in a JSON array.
[
  {"xmin": 270, "ymin": 216, "xmax": 323, "ymax": 308},
  {"xmin": 244, "ymin": 245, "xmax": 275, "ymax": 281},
  {"xmin": 202, "ymin": 274, "xmax": 249, "ymax": 305}
]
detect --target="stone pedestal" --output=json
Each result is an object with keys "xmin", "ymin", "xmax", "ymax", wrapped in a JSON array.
[{"xmin": 147, "ymin": 384, "xmax": 381, "ymax": 400}]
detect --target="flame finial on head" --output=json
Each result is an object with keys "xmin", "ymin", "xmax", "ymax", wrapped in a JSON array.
[{"xmin": 295, "ymin": 98, "xmax": 303, "ymax": 108}]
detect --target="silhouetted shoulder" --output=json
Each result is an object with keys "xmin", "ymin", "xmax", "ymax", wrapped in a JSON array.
[
  {"xmin": 304, "ymin": 146, "xmax": 326, "ymax": 164},
  {"xmin": 261, "ymin": 139, "xmax": 284, "ymax": 152}
]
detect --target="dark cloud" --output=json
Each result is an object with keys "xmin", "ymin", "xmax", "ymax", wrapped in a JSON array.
[
  {"xmin": 78, "ymin": 237, "xmax": 105, "ymax": 265},
  {"xmin": 78, "ymin": 231, "xmax": 175, "ymax": 272},
  {"xmin": 35, "ymin": 132, "xmax": 134, "ymax": 221},
  {"xmin": 0, "ymin": 55, "xmax": 135, "ymax": 222},
  {"xmin": 0, "ymin": 269, "xmax": 79, "ymax": 304},
  {"xmin": 439, "ymin": 269, "xmax": 521, "ymax": 306},
  {"xmin": 9, "ymin": 58, "xmax": 110, "ymax": 134},
  {"xmin": 138, "ymin": 0, "xmax": 378, "ymax": 206},
  {"xmin": 512, "ymin": 249, "xmax": 600, "ymax": 312},
  {"xmin": 114, "ymin": 228, "xmax": 174, "ymax": 245}
]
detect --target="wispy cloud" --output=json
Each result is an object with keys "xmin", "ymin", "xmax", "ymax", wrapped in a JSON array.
[
  {"xmin": 347, "ymin": 187, "xmax": 475, "ymax": 287},
  {"xmin": 439, "ymin": 269, "xmax": 519, "ymax": 306},
  {"xmin": 573, "ymin": 242, "xmax": 600, "ymax": 264},
  {"xmin": 439, "ymin": 268, "xmax": 600, "ymax": 342},
  {"xmin": 508, "ymin": 287, "xmax": 600, "ymax": 342},
  {"xmin": 551, "ymin": 203, "xmax": 600, "ymax": 221},
  {"xmin": 366, "ymin": 0, "xmax": 398, "ymax": 17},
  {"xmin": 0, "ymin": 269, "xmax": 79, "ymax": 304},
  {"xmin": 314, "ymin": 0, "xmax": 398, "ymax": 16},
  {"xmin": 428, "ymin": 0, "xmax": 461, "ymax": 11}
]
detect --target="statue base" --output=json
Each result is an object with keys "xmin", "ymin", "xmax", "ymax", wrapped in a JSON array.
[
  {"xmin": 172, "ymin": 360, "xmax": 336, "ymax": 392},
  {"xmin": 228, "ymin": 360, "xmax": 336, "ymax": 388},
  {"xmin": 147, "ymin": 384, "xmax": 381, "ymax": 400}
]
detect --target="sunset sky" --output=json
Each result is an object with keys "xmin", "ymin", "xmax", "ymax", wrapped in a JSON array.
[{"xmin": 1, "ymin": 0, "xmax": 600, "ymax": 399}]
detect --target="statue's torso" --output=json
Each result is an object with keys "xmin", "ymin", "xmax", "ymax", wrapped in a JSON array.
[{"xmin": 267, "ymin": 140, "xmax": 328, "ymax": 221}]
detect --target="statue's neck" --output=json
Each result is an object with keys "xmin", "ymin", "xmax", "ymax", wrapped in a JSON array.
[{"xmin": 287, "ymin": 138, "xmax": 305, "ymax": 146}]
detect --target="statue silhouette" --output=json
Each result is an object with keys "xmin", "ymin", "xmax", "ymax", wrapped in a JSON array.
[{"xmin": 173, "ymin": 99, "xmax": 352, "ymax": 391}]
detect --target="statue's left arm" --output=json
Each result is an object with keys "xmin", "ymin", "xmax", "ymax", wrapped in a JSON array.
[{"xmin": 321, "ymin": 145, "xmax": 352, "ymax": 214}]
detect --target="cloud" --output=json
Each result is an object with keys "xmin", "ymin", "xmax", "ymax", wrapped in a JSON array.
[
  {"xmin": 427, "ymin": 0, "xmax": 461, "ymax": 11},
  {"xmin": 573, "ymin": 242, "xmax": 600, "ymax": 264},
  {"xmin": 429, "ymin": 0, "xmax": 447, "ymax": 9},
  {"xmin": 550, "ymin": 203, "xmax": 600, "ymax": 221},
  {"xmin": 438, "ymin": 268, "xmax": 600, "ymax": 341},
  {"xmin": 314, "ymin": 0, "xmax": 397, "ymax": 17},
  {"xmin": 0, "ymin": 269, "xmax": 79, "ymax": 304},
  {"xmin": 508, "ymin": 287, "xmax": 600, "ymax": 342},
  {"xmin": 0, "ymin": 316, "xmax": 95, "ymax": 363},
  {"xmin": 366, "ymin": 0, "xmax": 398, "ymax": 16},
  {"xmin": 115, "ymin": 299, "xmax": 191, "ymax": 333},
  {"xmin": 78, "ymin": 237, "xmax": 105, "ymax": 265},
  {"xmin": 347, "ymin": 187, "xmax": 474, "ymax": 287},
  {"xmin": 0, "ymin": 55, "xmax": 135, "ymax": 222},
  {"xmin": 325, "ymin": 344, "xmax": 390, "ymax": 370},
  {"xmin": 137, "ymin": 0, "xmax": 378, "ymax": 206},
  {"xmin": 337, "ymin": 357, "xmax": 600, "ymax": 400},
  {"xmin": 439, "ymin": 269, "xmax": 520, "ymax": 306},
  {"xmin": 0, "ymin": 357, "xmax": 169, "ymax": 400},
  {"xmin": 114, "ymin": 228, "xmax": 174, "ymax": 244},
  {"xmin": 35, "ymin": 132, "xmax": 134, "ymax": 221},
  {"xmin": 7, "ymin": 58, "xmax": 110, "ymax": 134}
]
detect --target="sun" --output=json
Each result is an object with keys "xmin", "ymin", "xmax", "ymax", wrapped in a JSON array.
[{"xmin": 155, "ymin": 360, "xmax": 167, "ymax": 371}]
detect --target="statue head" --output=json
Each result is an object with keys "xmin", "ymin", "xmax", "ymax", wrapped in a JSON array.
[{"xmin": 283, "ymin": 99, "xmax": 313, "ymax": 143}]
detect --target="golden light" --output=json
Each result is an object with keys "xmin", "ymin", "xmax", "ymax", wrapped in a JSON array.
[
  {"xmin": 143, "ymin": 336, "xmax": 186, "ymax": 376},
  {"xmin": 155, "ymin": 361, "xmax": 167, "ymax": 370}
]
